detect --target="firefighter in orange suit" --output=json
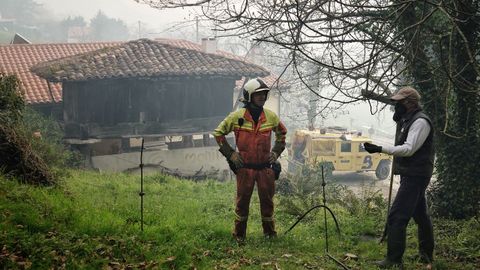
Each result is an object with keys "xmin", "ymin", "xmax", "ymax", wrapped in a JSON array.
[{"xmin": 213, "ymin": 78, "xmax": 287, "ymax": 241}]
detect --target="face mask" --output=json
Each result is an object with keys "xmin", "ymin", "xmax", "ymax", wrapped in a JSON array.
[{"xmin": 393, "ymin": 102, "xmax": 407, "ymax": 122}]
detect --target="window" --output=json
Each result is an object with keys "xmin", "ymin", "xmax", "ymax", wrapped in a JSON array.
[
  {"xmin": 341, "ymin": 142, "xmax": 351, "ymax": 152},
  {"xmin": 359, "ymin": 143, "xmax": 367, "ymax": 152},
  {"xmin": 311, "ymin": 140, "xmax": 336, "ymax": 156}
]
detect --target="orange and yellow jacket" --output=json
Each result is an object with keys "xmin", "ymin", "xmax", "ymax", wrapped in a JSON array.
[{"xmin": 213, "ymin": 108, "xmax": 287, "ymax": 164}]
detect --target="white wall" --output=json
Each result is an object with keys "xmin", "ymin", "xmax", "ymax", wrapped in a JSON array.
[{"xmin": 91, "ymin": 146, "xmax": 232, "ymax": 179}]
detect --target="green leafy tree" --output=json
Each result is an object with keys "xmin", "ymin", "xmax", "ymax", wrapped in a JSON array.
[
  {"xmin": 0, "ymin": 0, "xmax": 57, "ymax": 43},
  {"xmin": 0, "ymin": 0, "xmax": 44, "ymax": 25},
  {"xmin": 57, "ymin": 16, "xmax": 87, "ymax": 42},
  {"xmin": 89, "ymin": 10, "xmax": 129, "ymax": 41}
]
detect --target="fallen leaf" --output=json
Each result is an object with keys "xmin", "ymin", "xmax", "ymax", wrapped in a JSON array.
[
  {"xmin": 225, "ymin": 247, "xmax": 235, "ymax": 255},
  {"xmin": 17, "ymin": 260, "xmax": 32, "ymax": 269},
  {"xmin": 344, "ymin": 253, "xmax": 358, "ymax": 260},
  {"xmin": 238, "ymin": 257, "xmax": 251, "ymax": 265}
]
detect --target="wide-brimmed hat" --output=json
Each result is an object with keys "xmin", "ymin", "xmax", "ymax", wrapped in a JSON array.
[{"xmin": 390, "ymin": 86, "xmax": 421, "ymax": 101}]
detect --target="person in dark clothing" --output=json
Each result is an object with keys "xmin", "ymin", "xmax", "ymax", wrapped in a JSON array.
[{"xmin": 364, "ymin": 87, "xmax": 435, "ymax": 269}]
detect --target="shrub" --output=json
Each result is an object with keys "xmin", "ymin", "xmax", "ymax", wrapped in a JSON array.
[
  {"xmin": 0, "ymin": 74, "xmax": 80, "ymax": 184},
  {"xmin": 22, "ymin": 107, "xmax": 83, "ymax": 170},
  {"xmin": 0, "ymin": 74, "xmax": 24, "ymax": 124},
  {"xmin": 278, "ymin": 162, "xmax": 386, "ymax": 224}
]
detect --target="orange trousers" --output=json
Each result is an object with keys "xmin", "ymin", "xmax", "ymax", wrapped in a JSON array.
[{"xmin": 233, "ymin": 167, "xmax": 276, "ymax": 238}]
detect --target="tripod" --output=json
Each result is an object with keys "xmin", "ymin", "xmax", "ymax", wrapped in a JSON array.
[
  {"xmin": 139, "ymin": 137, "xmax": 145, "ymax": 232},
  {"xmin": 285, "ymin": 165, "xmax": 350, "ymax": 270}
]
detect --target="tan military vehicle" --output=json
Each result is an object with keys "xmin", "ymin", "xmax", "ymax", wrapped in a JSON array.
[{"xmin": 288, "ymin": 127, "xmax": 392, "ymax": 180}]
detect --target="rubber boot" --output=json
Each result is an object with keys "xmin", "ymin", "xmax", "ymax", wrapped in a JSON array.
[
  {"xmin": 262, "ymin": 220, "xmax": 277, "ymax": 238},
  {"xmin": 233, "ymin": 219, "xmax": 247, "ymax": 244},
  {"xmin": 376, "ymin": 226, "xmax": 405, "ymax": 269}
]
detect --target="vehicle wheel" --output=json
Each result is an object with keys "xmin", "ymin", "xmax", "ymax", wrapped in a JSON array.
[{"xmin": 375, "ymin": 160, "xmax": 391, "ymax": 180}]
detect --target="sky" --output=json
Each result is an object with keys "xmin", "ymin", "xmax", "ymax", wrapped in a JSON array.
[{"xmin": 35, "ymin": 0, "xmax": 194, "ymax": 34}]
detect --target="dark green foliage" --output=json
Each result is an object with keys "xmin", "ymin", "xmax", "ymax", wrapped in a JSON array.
[
  {"xmin": 277, "ymin": 162, "xmax": 333, "ymax": 217},
  {"xmin": 394, "ymin": 1, "xmax": 480, "ymax": 219},
  {"xmin": 0, "ymin": 74, "xmax": 24, "ymax": 124},
  {"xmin": 0, "ymin": 74, "xmax": 55, "ymax": 185},
  {"xmin": 0, "ymin": 74, "xmax": 80, "ymax": 185},
  {"xmin": 22, "ymin": 107, "xmax": 83, "ymax": 170},
  {"xmin": 429, "ymin": 137, "xmax": 480, "ymax": 218},
  {"xmin": 0, "ymin": 124, "xmax": 54, "ymax": 185}
]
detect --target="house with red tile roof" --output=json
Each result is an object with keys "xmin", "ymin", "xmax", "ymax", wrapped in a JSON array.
[
  {"xmin": 0, "ymin": 38, "xmax": 285, "ymax": 118},
  {"xmin": 30, "ymin": 39, "xmax": 268, "ymax": 146}
]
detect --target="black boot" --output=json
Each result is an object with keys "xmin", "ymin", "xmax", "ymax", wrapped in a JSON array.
[
  {"xmin": 262, "ymin": 220, "xmax": 277, "ymax": 238},
  {"xmin": 233, "ymin": 219, "xmax": 247, "ymax": 245},
  {"xmin": 376, "ymin": 226, "xmax": 406, "ymax": 269},
  {"xmin": 376, "ymin": 259, "xmax": 403, "ymax": 269}
]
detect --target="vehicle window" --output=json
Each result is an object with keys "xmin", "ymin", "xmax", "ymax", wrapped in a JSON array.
[
  {"xmin": 311, "ymin": 140, "xmax": 335, "ymax": 156},
  {"xmin": 341, "ymin": 142, "xmax": 351, "ymax": 152},
  {"xmin": 359, "ymin": 143, "xmax": 366, "ymax": 152}
]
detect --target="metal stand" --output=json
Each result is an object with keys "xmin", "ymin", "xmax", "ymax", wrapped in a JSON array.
[
  {"xmin": 380, "ymin": 164, "xmax": 395, "ymax": 243},
  {"xmin": 139, "ymin": 137, "xmax": 145, "ymax": 232},
  {"xmin": 320, "ymin": 165, "xmax": 350, "ymax": 270},
  {"xmin": 285, "ymin": 165, "xmax": 350, "ymax": 270}
]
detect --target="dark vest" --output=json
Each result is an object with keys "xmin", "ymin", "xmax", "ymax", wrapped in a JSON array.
[{"xmin": 393, "ymin": 109, "xmax": 435, "ymax": 177}]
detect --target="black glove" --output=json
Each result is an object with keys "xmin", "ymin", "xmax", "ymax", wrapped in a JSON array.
[
  {"xmin": 271, "ymin": 161, "xmax": 281, "ymax": 180},
  {"xmin": 268, "ymin": 152, "xmax": 279, "ymax": 164},
  {"xmin": 364, "ymin": 142, "xmax": 382, "ymax": 154}
]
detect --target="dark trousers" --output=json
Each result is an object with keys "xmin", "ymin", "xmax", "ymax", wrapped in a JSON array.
[{"xmin": 387, "ymin": 175, "xmax": 434, "ymax": 263}]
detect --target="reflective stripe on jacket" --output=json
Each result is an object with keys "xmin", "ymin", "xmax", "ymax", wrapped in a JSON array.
[{"xmin": 213, "ymin": 108, "xmax": 287, "ymax": 164}]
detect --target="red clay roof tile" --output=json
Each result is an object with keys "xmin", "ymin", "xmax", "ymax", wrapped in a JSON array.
[
  {"xmin": 155, "ymin": 38, "xmax": 284, "ymax": 89},
  {"xmin": 0, "ymin": 42, "xmax": 119, "ymax": 104},
  {"xmin": 31, "ymin": 39, "xmax": 269, "ymax": 82}
]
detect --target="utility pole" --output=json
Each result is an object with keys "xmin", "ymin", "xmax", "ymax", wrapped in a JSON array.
[
  {"xmin": 138, "ymin": 21, "xmax": 141, "ymax": 39},
  {"xmin": 195, "ymin": 16, "xmax": 199, "ymax": 43}
]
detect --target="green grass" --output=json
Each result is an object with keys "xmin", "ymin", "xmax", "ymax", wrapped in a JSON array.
[{"xmin": 1, "ymin": 171, "xmax": 478, "ymax": 269}]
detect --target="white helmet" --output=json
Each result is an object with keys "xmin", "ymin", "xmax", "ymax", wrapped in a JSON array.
[{"xmin": 242, "ymin": 78, "xmax": 269, "ymax": 102}]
